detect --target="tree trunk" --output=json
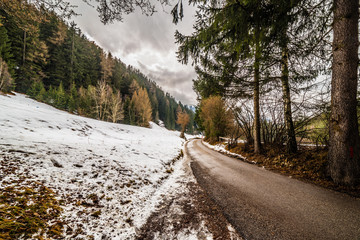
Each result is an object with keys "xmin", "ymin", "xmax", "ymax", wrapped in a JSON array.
[
  {"xmin": 281, "ymin": 43, "xmax": 297, "ymax": 154},
  {"xmin": 253, "ymin": 24, "xmax": 261, "ymax": 154},
  {"xmin": 329, "ymin": 0, "xmax": 360, "ymax": 186},
  {"xmin": 180, "ymin": 131, "xmax": 185, "ymax": 139},
  {"xmin": 22, "ymin": 30, "xmax": 26, "ymax": 65},
  {"xmin": 70, "ymin": 30, "xmax": 75, "ymax": 82}
]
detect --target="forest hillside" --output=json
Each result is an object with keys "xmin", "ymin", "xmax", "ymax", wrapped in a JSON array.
[{"xmin": 0, "ymin": 1, "xmax": 195, "ymax": 132}]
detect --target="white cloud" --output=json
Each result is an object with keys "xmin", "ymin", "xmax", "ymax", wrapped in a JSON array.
[{"xmin": 69, "ymin": 0, "xmax": 198, "ymax": 105}]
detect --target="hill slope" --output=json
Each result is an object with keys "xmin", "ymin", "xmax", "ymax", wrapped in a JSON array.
[{"xmin": 0, "ymin": 93, "xmax": 186, "ymax": 239}]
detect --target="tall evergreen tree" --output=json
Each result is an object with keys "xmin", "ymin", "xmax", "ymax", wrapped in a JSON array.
[
  {"xmin": 0, "ymin": 18, "xmax": 12, "ymax": 65},
  {"xmin": 329, "ymin": 0, "xmax": 360, "ymax": 185},
  {"xmin": 176, "ymin": 0, "xmax": 271, "ymax": 153},
  {"xmin": 264, "ymin": 0, "xmax": 330, "ymax": 153}
]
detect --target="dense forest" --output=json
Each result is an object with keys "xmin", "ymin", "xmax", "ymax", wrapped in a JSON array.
[{"xmin": 0, "ymin": 0, "xmax": 195, "ymax": 133}]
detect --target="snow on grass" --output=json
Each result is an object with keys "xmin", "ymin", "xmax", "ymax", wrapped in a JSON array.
[
  {"xmin": 177, "ymin": 221, "xmax": 213, "ymax": 240},
  {"xmin": 202, "ymin": 141, "xmax": 248, "ymax": 161},
  {"xmin": 0, "ymin": 93, "xmax": 187, "ymax": 239}
]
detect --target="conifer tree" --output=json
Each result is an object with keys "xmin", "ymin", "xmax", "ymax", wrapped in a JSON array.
[
  {"xmin": 1, "ymin": 1, "xmax": 49, "ymax": 92},
  {"xmin": 28, "ymin": 80, "xmax": 44, "ymax": 98},
  {"xmin": 68, "ymin": 82, "xmax": 78, "ymax": 113},
  {"xmin": 100, "ymin": 51, "xmax": 114, "ymax": 82},
  {"xmin": 0, "ymin": 57, "xmax": 13, "ymax": 92},
  {"xmin": 54, "ymin": 81, "xmax": 66, "ymax": 109},
  {"xmin": 266, "ymin": 0, "xmax": 330, "ymax": 153},
  {"xmin": 36, "ymin": 83, "xmax": 46, "ymax": 102},
  {"xmin": 129, "ymin": 79, "xmax": 140, "ymax": 95},
  {"xmin": 176, "ymin": 0, "xmax": 269, "ymax": 153},
  {"xmin": 328, "ymin": 0, "xmax": 360, "ymax": 185},
  {"xmin": 0, "ymin": 18, "xmax": 13, "ymax": 68},
  {"xmin": 78, "ymin": 85, "xmax": 95, "ymax": 117}
]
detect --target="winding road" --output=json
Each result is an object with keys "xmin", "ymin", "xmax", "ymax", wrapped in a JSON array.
[{"xmin": 186, "ymin": 139, "xmax": 360, "ymax": 240}]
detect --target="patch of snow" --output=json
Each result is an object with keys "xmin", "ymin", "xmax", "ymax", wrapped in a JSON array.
[
  {"xmin": 227, "ymin": 225, "xmax": 242, "ymax": 240},
  {"xmin": 0, "ymin": 93, "xmax": 187, "ymax": 239},
  {"xmin": 157, "ymin": 120, "xmax": 165, "ymax": 128},
  {"xmin": 202, "ymin": 141, "xmax": 247, "ymax": 161},
  {"xmin": 177, "ymin": 221, "xmax": 213, "ymax": 240}
]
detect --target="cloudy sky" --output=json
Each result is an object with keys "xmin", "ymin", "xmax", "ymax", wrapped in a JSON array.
[{"xmin": 68, "ymin": 0, "xmax": 198, "ymax": 105}]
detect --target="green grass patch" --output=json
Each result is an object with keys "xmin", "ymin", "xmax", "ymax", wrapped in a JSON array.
[{"xmin": 0, "ymin": 181, "xmax": 64, "ymax": 239}]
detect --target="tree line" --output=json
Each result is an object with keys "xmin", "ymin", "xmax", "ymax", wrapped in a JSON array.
[{"xmin": 0, "ymin": 0, "xmax": 195, "ymax": 133}]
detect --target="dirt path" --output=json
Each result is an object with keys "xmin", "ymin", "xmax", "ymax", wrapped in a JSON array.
[
  {"xmin": 187, "ymin": 139, "xmax": 360, "ymax": 240},
  {"xmin": 136, "ymin": 141, "xmax": 242, "ymax": 240}
]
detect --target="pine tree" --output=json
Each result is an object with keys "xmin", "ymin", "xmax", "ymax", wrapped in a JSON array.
[
  {"xmin": 54, "ymin": 82, "xmax": 66, "ymax": 109},
  {"xmin": 100, "ymin": 51, "xmax": 114, "ymax": 82},
  {"xmin": 0, "ymin": 18, "xmax": 13, "ymax": 68},
  {"xmin": 67, "ymin": 82, "xmax": 78, "ymax": 113},
  {"xmin": 28, "ymin": 80, "xmax": 44, "ymax": 98},
  {"xmin": 176, "ymin": 0, "xmax": 270, "ymax": 153},
  {"xmin": 1, "ymin": 1, "xmax": 49, "ymax": 92},
  {"xmin": 0, "ymin": 57, "xmax": 13, "ymax": 92},
  {"xmin": 36, "ymin": 83, "xmax": 46, "ymax": 102},
  {"xmin": 78, "ymin": 85, "xmax": 95, "ymax": 117},
  {"xmin": 129, "ymin": 79, "xmax": 140, "ymax": 95}
]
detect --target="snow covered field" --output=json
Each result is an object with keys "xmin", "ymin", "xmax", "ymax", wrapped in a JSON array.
[{"xmin": 0, "ymin": 93, "xmax": 190, "ymax": 239}]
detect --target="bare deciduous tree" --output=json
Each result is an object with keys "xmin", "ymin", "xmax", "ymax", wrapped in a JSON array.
[
  {"xmin": 93, "ymin": 80, "xmax": 112, "ymax": 120},
  {"xmin": 108, "ymin": 90, "xmax": 124, "ymax": 123}
]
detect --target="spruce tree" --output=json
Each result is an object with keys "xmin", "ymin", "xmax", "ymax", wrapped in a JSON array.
[
  {"xmin": 328, "ymin": 0, "xmax": 360, "ymax": 185},
  {"xmin": 176, "ymin": 0, "xmax": 270, "ymax": 153}
]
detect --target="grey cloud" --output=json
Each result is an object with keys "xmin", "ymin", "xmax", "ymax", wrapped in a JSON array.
[
  {"xmin": 123, "ymin": 42, "xmax": 142, "ymax": 55},
  {"xmin": 137, "ymin": 60, "xmax": 197, "ymax": 104},
  {"xmin": 70, "ymin": 0, "xmax": 198, "ymax": 105},
  {"xmin": 171, "ymin": 89, "xmax": 197, "ymax": 105}
]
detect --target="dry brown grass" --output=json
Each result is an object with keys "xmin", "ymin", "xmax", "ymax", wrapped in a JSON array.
[{"xmin": 227, "ymin": 143, "xmax": 360, "ymax": 198}]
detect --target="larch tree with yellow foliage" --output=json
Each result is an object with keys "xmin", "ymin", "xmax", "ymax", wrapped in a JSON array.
[
  {"xmin": 176, "ymin": 109, "xmax": 189, "ymax": 139},
  {"xmin": 200, "ymin": 96, "xmax": 233, "ymax": 143},
  {"xmin": 131, "ymin": 87, "xmax": 152, "ymax": 127}
]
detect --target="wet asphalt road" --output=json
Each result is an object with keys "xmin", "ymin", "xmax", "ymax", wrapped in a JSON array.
[{"xmin": 186, "ymin": 139, "xmax": 360, "ymax": 240}]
